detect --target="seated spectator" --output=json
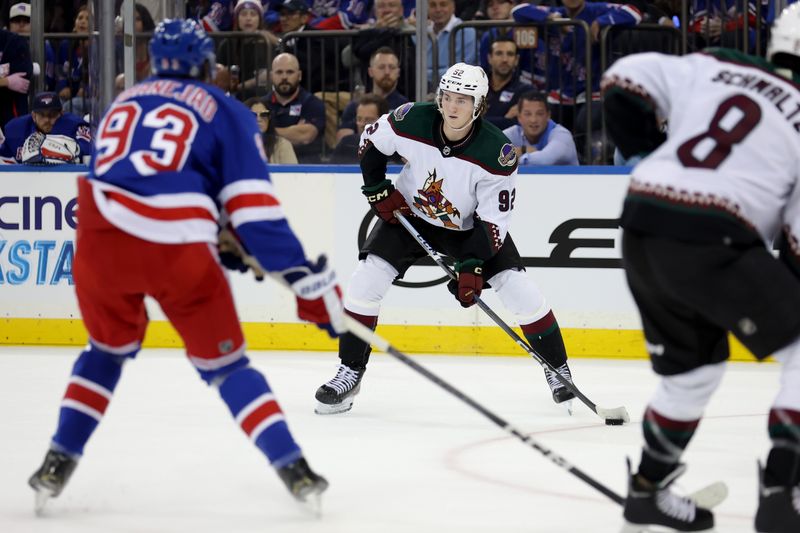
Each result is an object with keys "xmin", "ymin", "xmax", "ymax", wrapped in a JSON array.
[
  {"xmin": 336, "ymin": 46, "xmax": 408, "ymax": 143},
  {"xmin": 217, "ymin": 0, "xmax": 277, "ymax": 98},
  {"xmin": 331, "ymin": 94, "xmax": 388, "ymax": 163},
  {"xmin": 7, "ymin": 3, "xmax": 56, "ymax": 91},
  {"xmin": 277, "ymin": 0, "xmax": 349, "ymax": 93},
  {"xmin": 426, "ymin": 0, "xmax": 476, "ymax": 80},
  {"xmin": 485, "ymin": 37, "xmax": 532, "ymax": 130},
  {"xmin": 0, "ymin": 91, "xmax": 91, "ymax": 165},
  {"xmin": 262, "ymin": 52, "xmax": 326, "ymax": 163},
  {"xmin": 502, "ymin": 91, "xmax": 578, "ymax": 166},
  {"xmin": 0, "ymin": 27, "xmax": 32, "ymax": 130},
  {"xmin": 245, "ymin": 97, "xmax": 298, "ymax": 164},
  {"xmin": 57, "ymin": 4, "xmax": 90, "ymax": 116},
  {"xmin": 350, "ymin": 0, "xmax": 417, "ymax": 98}
]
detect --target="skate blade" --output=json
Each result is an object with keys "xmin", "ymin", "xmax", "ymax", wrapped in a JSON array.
[
  {"xmin": 33, "ymin": 488, "xmax": 53, "ymax": 516},
  {"xmin": 620, "ymin": 521, "xmax": 715, "ymax": 533},
  {"xmin": 314, "ymin": 397, "xmax": 355, "ymax": 415},
  {"xmin": 297, "ymin": 491, "xmax": 323, "ymax": 518},
  {"xmin": 689, "ymin": 481, "xmax": 729, "ymax": 509},
  {"xmin": 558, "ymin": 399, "xmax": 573, "ymax": 416}
]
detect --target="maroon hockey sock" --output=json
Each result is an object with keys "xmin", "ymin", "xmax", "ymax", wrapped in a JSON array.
[
  {"xmin": 638, "ymin": 406, "xmax": 700, "ymax": 483},
  {"xmin": 765, "ymin": 408, "xmax": 800, "ymax": 486},
  {"xmin": 338, "ymin": 310, "xmax": 377, "ymax": 368},
  {"xmin": 521, "ymin": 311, "xmax": 567, "ymax": 367}
]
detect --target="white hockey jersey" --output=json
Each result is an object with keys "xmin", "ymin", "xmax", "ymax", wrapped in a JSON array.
[
  {"xmin": 360, "ymin": 102, "xmax": 519, "ymax": 249},
  {"xmin": 603, "ymin": 49, "xmax": 800, "ymax": 251}
]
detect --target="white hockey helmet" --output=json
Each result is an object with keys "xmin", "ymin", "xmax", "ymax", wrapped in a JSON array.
[
  {"xmin": 436, "ymin": 63, "xmax": 489, "ymax": 120},
  {"xmin": 768, "ymin": 3, "xmax": 800, "ymax": 72}
]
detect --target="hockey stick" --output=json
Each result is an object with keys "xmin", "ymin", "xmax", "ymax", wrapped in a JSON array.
[
  {"xmin": 394, "ymin": 211, "xmax": 630, "ymax": 425},
  {"xmin": 343, "ymin": 316, "xmax": 730, "ymax": 510},
  {"xmin": 343, "ymin": 315, "xmax": 625, "ymax": 504}
]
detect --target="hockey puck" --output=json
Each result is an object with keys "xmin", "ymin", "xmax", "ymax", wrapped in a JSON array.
[{"xmin": 605, "ymin": 418, "xmax": 625, "ymax": 426}]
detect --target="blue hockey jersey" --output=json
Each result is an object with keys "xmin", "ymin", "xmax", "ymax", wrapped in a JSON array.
[
  {"xmin": 512, "ymin": 2, "xmax": 641, "ymax": 98},
  {"xmin": 89, "ymin": 76, "xmax": 307, "ymax": 273},
  {"xmin": 0, "ymin": 112, "xmax": 92, "ymax": 163}
]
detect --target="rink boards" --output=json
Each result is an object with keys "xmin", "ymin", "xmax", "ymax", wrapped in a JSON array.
[{"xmin": 0, "ymin": 165, "xmax": 755, "ymax": 361}]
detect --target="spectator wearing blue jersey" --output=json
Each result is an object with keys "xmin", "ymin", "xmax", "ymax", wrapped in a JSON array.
[
  {"xmin": 502, "ymin": 91, "xmax": 578, "ymax": 166},
  {"xmin": 263, "ymin": 52, "xmax": 326, "ymax": 163},
  {"xmin": 57, "ymin": 5, "xmax": 90, "ymax": 115},
  {"xmin": 485, "ymin": 37, "xmax": 532, "ymax": 130},
  {"xmin": 0, "ymin": 91, "xmax": 91, "ymax": 164},
  {"xmin": 426, "ymin": 0, "xmax": 476, "ymax": 80}
]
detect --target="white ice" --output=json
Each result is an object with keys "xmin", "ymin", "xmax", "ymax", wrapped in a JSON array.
[{"xmin": 0, "ymin": 346, "xmax": 778, "ymax": 532}]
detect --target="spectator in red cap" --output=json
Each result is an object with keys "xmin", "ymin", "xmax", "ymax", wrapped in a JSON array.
[{"xmin": 0, "ymin": 91, "xmax": 92, "ymax": 164}]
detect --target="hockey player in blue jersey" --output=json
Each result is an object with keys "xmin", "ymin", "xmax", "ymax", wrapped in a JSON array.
[
  {"xmin": 27, "ymin": 19, "xmax": 343, "ymax": 515},
  {"xmin": 0, "ymin": 91, "xmax": 92, "ymax": 164}
]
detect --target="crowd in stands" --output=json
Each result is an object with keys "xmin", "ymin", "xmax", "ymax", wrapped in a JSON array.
[{"xmin": 0, "ymin": 0, "xmax": 796, "ymax": 166}]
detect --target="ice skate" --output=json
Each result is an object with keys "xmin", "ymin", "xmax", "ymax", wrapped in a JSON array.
[
  {"xmin": 277, "ymin": 457, "xmax": 329, "ymax": 517},
  {"xmin": 620, "ymin": 459, "xmax": 714, "ymax": 532},
  {"xmin": 315, "ymin": 363, "xmax": 366, "ymax": 415},
  {"xmin": 28, "ymin": 449, "xmax": 78, "ymax": 516},
  {"xmin": 755, "ymin": 461, "xmax": 800, "ymax": 533},
  {"xmin": 544, "ymin": 362, "xmax": 575, "ymax": 413}
]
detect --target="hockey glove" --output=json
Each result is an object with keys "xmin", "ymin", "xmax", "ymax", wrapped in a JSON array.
[
  {"xmin": 447, "ymin": 259, "xmax": 483, "ymax": 308},
  {"xmin": 217, "ymin": 228, "xmax": 265, "ymax": 281},
  {"xmin": 362, "ymin": 179, "xmax": 410, "ymax": 224},
  {"xmin": 281, "ymin": 255, "xmax": 346, "ymax": 338}
]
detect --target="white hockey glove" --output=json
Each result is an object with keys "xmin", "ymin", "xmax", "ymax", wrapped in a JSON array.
[
  {"xmin": 280, "ymin": 255, "xmax": 346, "ymax": 338},
  {"xmin": 21, "ymin": 133, "xmax": 80, "ymax": 165},
  {"xmin": 217, "ymin": 228, "xmax": 266, "ymax": 281}
]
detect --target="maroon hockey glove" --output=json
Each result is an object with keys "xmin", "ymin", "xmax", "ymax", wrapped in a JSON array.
[
  {"xmin": 281, "ymin": 255, "xmax": 346, "ymax": 338},
  {"xmin": 448, "ymin": 259, "xmax": 484, "ymax": 308},
  {"xmin": 361, "ymin": 179, "xmax": 410, "ymax": 224}
]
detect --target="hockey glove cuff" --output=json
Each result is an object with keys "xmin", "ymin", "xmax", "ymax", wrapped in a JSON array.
[
  {"xmin": 362, "ymin": 179, "xmax": 410, "ymax": 224},
  {"xmin": 448, "ymin": 259, "xmax": 484, "ymax": 308},
  {"xmin": 218, "ymin": 228, "xmax": 265, "ymax": 281},
  {"xmin": 281, "ymin": 255, "xmax": 346, "ymax": 338}
]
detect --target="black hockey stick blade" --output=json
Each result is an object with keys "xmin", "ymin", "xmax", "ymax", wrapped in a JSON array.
[
  {"xmin": 344, "ymin": 315, "xmax": 625, "ymax": 506},
  {"xmin": 393, "ymin": 211, "xmax": 630, "ymax": 424}
]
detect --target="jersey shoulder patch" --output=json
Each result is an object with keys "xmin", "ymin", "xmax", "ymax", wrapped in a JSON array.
[
  {"xmin": 387, "ymin": 101, "xmax": 435, "ymax": 143},
  {"xmin": 461, "ymin": 120, "xmax": 518, "ymax": 176}
]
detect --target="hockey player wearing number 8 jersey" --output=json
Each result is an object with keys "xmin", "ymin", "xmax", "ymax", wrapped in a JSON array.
[
  {"xmin": 27, "ymin": 19, "xmax": 344, "ymax": 514},
  {"xmin": 602, "ymin": 5, "xmax": 800, "ymax": 533},
  {"xmin": 314, "ymin": 62, "xmax": 579, "ymax": 415}
]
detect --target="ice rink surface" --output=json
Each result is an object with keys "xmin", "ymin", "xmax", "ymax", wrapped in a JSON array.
[{"xmin": 0, "ymin": 346, "xmax": 779, "ymax": 532}]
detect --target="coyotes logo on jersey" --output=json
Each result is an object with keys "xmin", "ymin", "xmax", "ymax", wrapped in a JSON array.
[{"xmin": 413, "ymin": 169, "xmax": 461, "ymax": 229}]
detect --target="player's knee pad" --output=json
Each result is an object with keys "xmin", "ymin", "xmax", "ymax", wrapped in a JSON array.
[
  {"xmin": 488, "ymin": 269, "xmax": 549, "ymax": 323},
  {"xmin": 773, "ymin": 336, "xmax": 800, "ymax": 410},
  {"xmin": 344, "ymin": 255, "xmax": 398, "ymax": 316},
  {"xmin": 650, "ymin": 362, "xmax": 726, "ymax": 420}
]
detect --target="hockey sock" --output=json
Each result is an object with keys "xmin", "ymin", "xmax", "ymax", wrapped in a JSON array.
[
  {"xmin": 765, "ymin": 408, "xmax": 800, "ymax": 486},
  {"xmin": 51, "ymin": 345, "xmax": 127, "ymax": 457},
  {"xmin": 521, "ymin": 311, "xmax": 567, "ymax": 367},
  {"xmin": 338, "ymin": 310, "xmax": 377, "ymax": 369},
  {"xmin": 217, "ymin": 365, "xmax": 302, "ymax": 468},
  {"xmin": 638, "ymin": 406, "xmax": 700, "ymax": 483}
]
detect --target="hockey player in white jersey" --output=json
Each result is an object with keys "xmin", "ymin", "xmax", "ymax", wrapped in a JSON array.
[
  {"xmin": 314, "ymin": 62, "xmax": 579, "ymax": 415},
  {"xmin": 602, "ymin": 5, "xmax": 800, "ymax": 533}
]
